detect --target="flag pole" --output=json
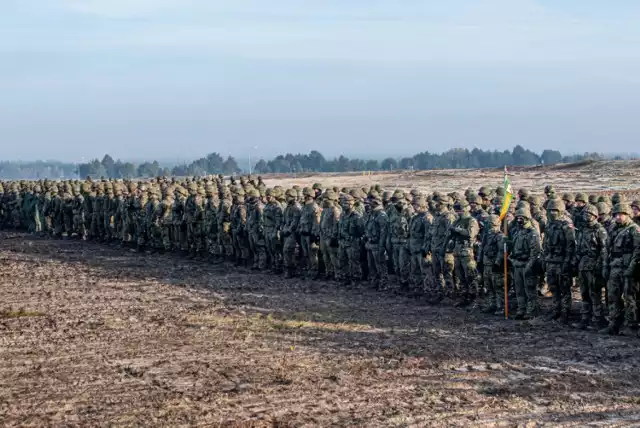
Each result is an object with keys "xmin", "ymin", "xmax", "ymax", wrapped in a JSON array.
[{"xmin": 503, "ymin": 217, "xmax": 509, "ymax": 319}]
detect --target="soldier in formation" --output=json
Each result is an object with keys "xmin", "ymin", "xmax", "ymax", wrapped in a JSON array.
[{"xmin": 2, "ymin": 177, "xmax": 640, "ymax": 337}]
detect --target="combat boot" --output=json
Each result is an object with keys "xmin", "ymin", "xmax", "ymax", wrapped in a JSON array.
[
  {"xmin": 620, "ymin": 325, "xmax": 638, "ymax": 337},
  {"xmin": 557, "ymin": 313, "xmax": 569, "ymax": 325},
  {"xmin": 572, "ymin": 318, "xmax": 590, "ymax": 330},
  {"xmin": 482, "ymin": 305, "xmax": 497, "ymax": 314},
  {"xmin": 513, "ymin": 312, "xmax": 526, "ymax": 320},
  {"xmin": 598, "ymin": 325, "xmax": 619, "ymax": 335}
]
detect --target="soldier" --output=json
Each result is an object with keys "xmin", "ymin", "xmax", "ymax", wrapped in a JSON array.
[
  {"xmin": 134, "ymin": 185, "xmax": 149, "ymax": 252},
  {"xmin": 158, "ymin": 190, "xmax": 174, "ymax": 253},
  {"xmin": 264, "ymin": 188, "xmax": 283, "ymax": 273},
  {"xmin": 446, "ymin": 200, "xmax": 480, "ymax": 307},
  {"xmin": 72, "ymin": 187, "xmax": 86, "ymax": 240},
  {"xmin": 364, "ymin": 191, "xmax": 389, "ymax": 290},
  {"xmin": 204, "ymin": 184, "xmax": 219, "ymax": 262},
  {"xmin": 601, "ymin": 203, "xmax": 640, "ymax": 336},
  {"xmin": 319, "ymin": 190, "xmax": 341, "ymax": 281},
  {"xmin": 478, "ymin": 214, "xmax": 505, "ymax": 315},
  {"xmin": 430, "ymin": 195, "xmax": 457, "ymax": 301},
  {"xmin": 509, "ymin": 207, "xmax": 542, "ymax": 319},
  {"xmin": 408, "ymin": 196, "xmax": 432, "ymax": 295},
  {"xmin": 543, "ymin": 198, "xmax": 576, "ymax": 324},
  {"xmin": 572, "ymin": 204, "xmax": 608, "ymax": 330},
  {"xmin": 146, "ymin": 189, "xmax": 162, "ymax": 252},
  {"xmin": 217, "ymin": 187, "xmax": 234, "ymax": 262},
  {"xmin": 573, "ymin": 193, "xmax": 588, "ymax": 233},
  {"xmin": 282, "ymin": 189, "xmax": 302, "ymax": 278},
  {"xmin": 244, "ymin": 188, "xmax": 263, "ymax": 270},
  {"xmin": 389, "ymin": 190, "xmax": 412, "ymax": 289},
  {"xmin": 298, "ymin": 187, "xmax": 322, "ymax": 279},
  {"xmin": 337, "ymin": 194, "xmax": 364, "ymax": 285},
  {"xmin": 230, "ymin": 187, "xmax": 249, "ymax": 266},
  {"xmin": 597, "ymin": 202, "xmax": 616, "ymax": 235}
]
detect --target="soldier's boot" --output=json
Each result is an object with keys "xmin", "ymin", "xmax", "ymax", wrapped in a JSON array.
[
  {"xmin": 493, "ymin": 307, "xmax": 505, "ymax": 316},
  {"xmin": 572, "ymin": 317, "xmax": 590, "ymax": 330},
  {"xmin": 620, "ymin": 325, "xmax": 638, "ymax": 337},
  {"xmin": 546, "ymin": 311, "xmax": 562, "ymax": 321},
  {"xmin": 514, "ymin": 312, "xmax": 526, "ymax": 320},
  {"xmin": 482, "ymin": 305, "xmax": 497, "ymax": 314},
  {"xmin": 136, "ymin": 244, "xmax": 144, "ymax": 253},
  {"xmin": 284, "ymin": 268, "xmax": 295, "ymax": 279},
  {"xmin": 557, "ymin": 313, "xmax": 570, "ymax": 325},
  {"xmin": 598, "ymin": 324, "xmax": 619, "ymax": 335}
]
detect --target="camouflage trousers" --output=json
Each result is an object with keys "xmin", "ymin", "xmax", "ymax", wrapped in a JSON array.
[
  {"xmin": 454, "ymin": 254, "xmax": 478, "ymax": 299},
  {"xmin": 578, "ymin": 269, "xmax": 606, "ymax": 322},
  {"xmin": 172, "ymin": 224, "xmax": 188, "ymax": 252},
  {"xmin": 206, "ymin": 224, "xmax": 220, "ymax": 255},
  {"xmin": 73, "ymin": 213, "xmax": 85, "ymax": 239},
  {"xmin": 410, "ymin": 250, "xmax": 430, "ymax": 291},
  {"xmin": 392, "ymin": 241, "xmax": 410, "ymax": 285},
  {"xmin": 161, "ymin": 225, "xmax": 171, "ymax": 250},
  {"xmin": 321, "ymin": 238, "xmax": 339, "ymax": 280},
  {"xmin": 338, "ymin": 241, "xmax": 362, "ymax": 281},
  {"xmin": 432, "ymin": 252, "xmax": 455, "ymax": 298},
  {"xmin": 188, "ymin": 222, "xmax": 205, "ymax": 253},
  {"xmin": 136, "ymin": 217, "xmax": 147, "ymax": 246},
  {"xmin": 149, "ymin": 224, "xmax": 163, "ymax": 249},
  {"xmin": 232, "ymin": 230, "xmax": 250, "ymax": 260},
  {"xmin": 513, "ymin": 263, "xmax": 539, "ymax": 316},
  {"xmin": 299, "ymin": 235, "xmax": 319, "ymax": 277},
  {"xmin": 103, "ymin": 213, "xmax": 114, "ymax": 241},
  {"xmin": 366, "ymin": 244, "xmax": 388, "ymax": 289},
  {"xmin": 265, "ymin": 228, "xmax": 283, "ymax": 271},
  {"xmin": 218, "ymin": 229, "xmax": 233, "ymax": 257},
  {"xmin": 91, "ymin": 213, "xmax": 104, "ymax": 239},
  {"xmin": 63, "ymin": 212, "xmax": 73, "ymax": 236},
  {"xmin": 121, "ymin": 216, "xmax": 135, "ymax": 243},
  {"xmin": 607, "ymin": 266, "xmax": 630, "ymax": 328},
  {"xmin": 283, "ymin": 234, "xmax": 298, "ymax": 269},
  {"xmin": 249, "ymin": 231, "xmax": 267, "ymax": 270},
  {"xmin": 546, "ymin": 262, "xmax": 572, "ymax": 316},
  {"xmin": 483, "ymin": 264, "xmax": 505, "ymax": 312}
]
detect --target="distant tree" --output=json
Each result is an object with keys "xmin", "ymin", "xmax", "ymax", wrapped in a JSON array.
[{"xmin": 381, "ymin": 157, "xmax": 397, "ymax": 170}]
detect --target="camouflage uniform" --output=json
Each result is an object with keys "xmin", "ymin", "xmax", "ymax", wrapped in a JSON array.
[
  {"xmin": 320, "ymin": 190, "xmax": 341, "ymax": 280},
  {"xmin": 389, "ymin": 191, "xmax": 412, "ymax": 287},
  {"xmin": 298, "ymin": 188, "xmax": 322, "ymax": 279},
  {"xmin": 134, "ymin": 188, "xmax": 149, "ymax": 251},
  {"xmin": 408, "ymin": 197, "xmax": 433, "ymax": 293},
  {"xmin": 337, "ymin": 194, "xmax": 364, "ymax": 284},
  {"xmin": 446, "ymin": 200, "xmax": 480, "ymax": 305},
  {"xmin": 204, "ymin": 186, "xmax": 219, "ymax": 259},
  {"xmin": 247, "ymin": 189, "xmax": 267, "ymax": 270},
  {"xmin": 573, "ymin": 204, "xmax": 608, "ymax": 329},
  {"xmin": 264, "ymin": 189, "xmax": 284, "ymax": 272},
  {"xmin": 430, "ymin": 196, "xmax": 457, "ymax": 299},
  {"xmin": 509, "ymin": 207, "xmax": 542, "ymax": 318},
  {"xmin": 601, "ymin": 203, "xmax": 640, "ymax": 335},
  {"xmin": 364, "ymin": 193, "xmax": 389, "ymax": 289},
  {"xmin": 72, "ymin": 190, "xmax": 86, "ymax": 239},
  {"xmin": 282, "ymin": 189, "xmax": 302, "ymax": 277},
  {"xmin": 543, "ymin": 199, "xmax": 576, "ymax": 322},
  {"xmin": 231, "ymin": 190, "xmax": 249, "ymax": 265},
  {"xmin": 217, "ymin": 191, "xmax": 233, "ymax": 260},
  {"xmin": 478, "ymin": 215, "xmax": 505, "ymax": 314}
]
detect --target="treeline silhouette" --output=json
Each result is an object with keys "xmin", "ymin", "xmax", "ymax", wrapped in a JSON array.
[{"xmin": 0, "ymin": 146, "xmax": 607, "ymax": 179}]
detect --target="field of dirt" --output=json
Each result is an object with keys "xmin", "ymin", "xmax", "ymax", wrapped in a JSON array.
[
  {"xmin": 271, "ymin": 160, "xmax": 640, "ymax": 197},
  {"xmin": 2, "ymin": 228, "xmax": 640, "ymax": 427},
  {"xmin": 3, "ymin": 161, "xmax": 640, "ymax": 427}
]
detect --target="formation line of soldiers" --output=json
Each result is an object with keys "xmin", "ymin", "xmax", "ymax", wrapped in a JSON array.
[{"xmin": 2, "ymin": 177, "xmax": 640, "ymax": 336}]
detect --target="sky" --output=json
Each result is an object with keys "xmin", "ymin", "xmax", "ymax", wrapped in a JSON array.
[{"xmin": 2, "ymin": 0, "xmax": 640, "ymax": 162}]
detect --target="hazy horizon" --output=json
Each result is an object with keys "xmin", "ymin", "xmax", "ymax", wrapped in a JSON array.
[{"xmin": 2, "ymin": 1, "xmax": 640, "ymax": 162}]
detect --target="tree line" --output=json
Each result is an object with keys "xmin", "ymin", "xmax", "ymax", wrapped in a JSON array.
[{"xmin": 0, "ymin": 146, "xmax": 610, "ymax": 179}]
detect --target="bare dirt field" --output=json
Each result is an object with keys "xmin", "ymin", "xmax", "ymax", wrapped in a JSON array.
[
  {"xmin": 3, "ymin": 162, "xmax": 640, "ymax": 427},
  {"xmin": 271, "ymin": 159, "xmax": 640, "ymax": 197}
]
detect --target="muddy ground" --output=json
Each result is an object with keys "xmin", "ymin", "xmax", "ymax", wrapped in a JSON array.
[{"xmin": 1, "ymin": 231, "xmax": 640, "ymax": 427}]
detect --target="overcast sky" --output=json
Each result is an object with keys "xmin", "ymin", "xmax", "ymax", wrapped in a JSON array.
[{"xmin": 2, "ymin": 0, "xmax": 640, "ymax": 162}]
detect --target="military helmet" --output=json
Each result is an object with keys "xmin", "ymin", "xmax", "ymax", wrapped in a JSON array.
[
  {"xmin": 588, "ymin": 195, "xmax": 598, "ymax": 205},
  {"xmin": 631, "ymin": 200, "xmax": 640, "ymax": 209},
  {"xmin": 324, "ymin": 189, "xmax": 337, "ymax": 201},
  {"xmin": 612, "ymin": 192, "xmax": 625, "ymax": 205},
  {"xmin": 585, "ymin": 204, "xmax": 599, "ymax": 218},
  {"xmin": 468, "ymin": 194, "xmax": 482, "ymax": 205},
  {"xmin": 488, "ymin": 214, "xmax": 501, "ymax": 228},
  {"xmin": 596, "ymin": 202, "xmax": 611, "ymax": 216},
  {"xmin": 235, "ymin": 186, "xmax": 246, "ymax": 197},
  {"xmin": 312, "ymin": 183, "xmax": 323, "ymax": 191},
  {"xmin": 597, "ymin": 195, "xmax": 609, "ymax": 204},
  {"xmin": 528, "ymin": 195, "xmax": 542, "ymax": 207},
  {"xmin": 453, "ymin": 199, "xmax": 469, "ymax": 211},
  {"xmin": 516, "ymin": 200, "xmax": 530, "ymax": 210},
  {"xmin": 544, "ymin": 184, "xmax": 555, "ymax": 195},
  {"xmin": 302, "ymin": 187, "xmax": 314, "ymax": 197},
  {"xmin": 368, "ymin": 190, "xmax": 380, "ymax": 200},
  {"xmin": 612, "ymin": 203, "xmax": 632, "ymax": 216},
  {"xmin": 265, "ymin": 188, "xmax": 273, "ymax": 197},
  {"xmin": 575, "ymin": 193, "xmax": 588, "ymax": 203},
  {"xmin": 546, "ymin": 198, "xmax": 564, "ymax": 212},
  {"xmin": 495, "ymin": 187, "xmax": 505, "ymax": 197},
  {"xmin": 515, "ymin": 207, "xmax": 531, "ymax": 219},
  {"xmin": 517, "ymin": 188, "xmax": 530, "ymax": 199},
  {"xmin": 342, "ymin": 194, "xmax": 354, "ymax": 202},
  {"xmin": 285, "ymin": 188, "xmax": 297, "ymax": 198},
  {"xmin": 562, "ymin": 192, "xmax": 574, "ymax": 202},
  {"xmin": 248, "ymin": 188, "xmax": 260, "ymax": 198},
  {"xmin": 478, "ymin": 186, "xmax": 492, "ymax": 198},
  {"xmin": 382, "ymin": 191, "xmax": 392, "ymax": 202}
]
